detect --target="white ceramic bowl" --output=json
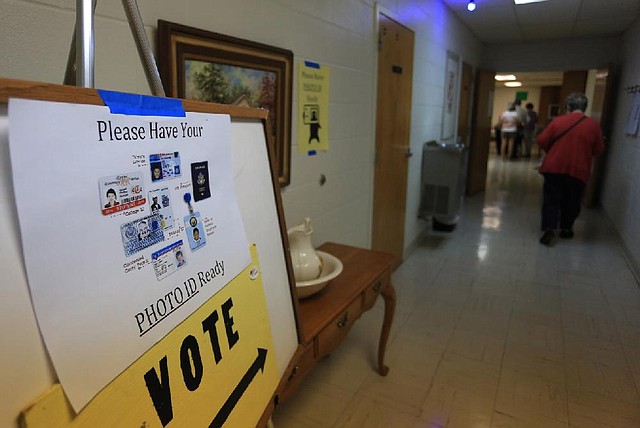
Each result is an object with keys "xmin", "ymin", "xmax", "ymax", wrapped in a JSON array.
[{"xmin": 295, "ymin": 250, "xmax": 343, "ymax": 299}]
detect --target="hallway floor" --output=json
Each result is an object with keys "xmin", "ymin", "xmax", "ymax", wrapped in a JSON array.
[{"xmin": 271, "ymin": 154, "xmax": 640, "ymax": 427}]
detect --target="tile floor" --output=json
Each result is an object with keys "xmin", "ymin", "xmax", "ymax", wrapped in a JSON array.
[{"xmin": 271, "ymin": 154, "xmax": 640, "ymax": 427}]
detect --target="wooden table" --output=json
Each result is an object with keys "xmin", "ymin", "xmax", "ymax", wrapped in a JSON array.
[{"xmin": 277, "ymin": 242, "xmax": 397, "ymax": 403}]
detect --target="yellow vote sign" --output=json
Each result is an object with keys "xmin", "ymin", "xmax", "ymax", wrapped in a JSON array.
[
  {"xmin": 21, "ymin": 245, "xmax": 278, "ymax": 428},
  {"xmin": 298, "ymin": 61, "xmax": 330, "ymax": 153}
]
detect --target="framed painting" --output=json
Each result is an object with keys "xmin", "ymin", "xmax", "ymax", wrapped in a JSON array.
[{"xmin": 157, "ymin": 20, "xmax": 293, "ymax": 186}]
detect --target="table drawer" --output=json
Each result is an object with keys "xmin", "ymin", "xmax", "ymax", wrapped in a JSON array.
[
  {"xmin": 316, "ymin": 299, "xmax": 362, "ymax": 359},
  {"xmin": 279, "ymin": 343, "xmax": 316, "ymax": 403},
  {"xmin": 362, "ymin": 272, "xmax": 389, "ymax": 311}
]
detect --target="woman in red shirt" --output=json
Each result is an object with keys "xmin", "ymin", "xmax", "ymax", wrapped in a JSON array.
[{"xmin": 536, "ymin": 92, "xmax": 605, "ymax": 246}]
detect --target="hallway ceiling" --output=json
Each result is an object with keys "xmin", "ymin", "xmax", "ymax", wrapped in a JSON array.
[{"xmin": 441, "ymin": 0, "xmax": 640, "ymax": 44}]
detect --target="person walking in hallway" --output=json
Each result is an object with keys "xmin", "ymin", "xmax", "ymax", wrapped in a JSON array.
[
  {"xmin": 494, "ymin": 123, "xmax": 502, "ymax": 156},
  {"xmin": 523, "ymin": 102, "xmax": 538, "ymax": 158},
  {"xmin": 513, "ymin": 99, "xmax": 528, "ymax": 159},
  {"xmin": 536, "ymin": 92, "xmax": 604, "ymax": 246},
  {"xmin": 499, "ymin": 102, "xmax": 519, "ymax": 161}
]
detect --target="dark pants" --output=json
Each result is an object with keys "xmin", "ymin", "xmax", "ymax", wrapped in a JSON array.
[
  {"xmin": 541, "ymin": 173, "xmax": 585, "ymax": 231},
  {"xmin": 513, "ymin": 127, "xmax": 523, "ymax": 158},
  {"xmin": 494, "ymin": 127, "xmax": 502, "ymax": 155}
]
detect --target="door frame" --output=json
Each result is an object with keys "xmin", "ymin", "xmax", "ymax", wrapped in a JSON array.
[
  {"xmin": 457, "ymin": 61, "xmax": 474, "ymax": 146},
  {"xmin": 467, "ymin": 69, "xmax": 496, "ymax": 196}
]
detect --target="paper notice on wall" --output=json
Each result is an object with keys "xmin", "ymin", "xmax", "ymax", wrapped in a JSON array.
[
  {"xmin": 625, "ymin": 91, "xmax": 640, "ymax": 136},
  {"xmin": 8, "ymin": 98, "xmax": 251, "ymax": 411},
  {"xmin": 298, "ymin": 61, "xmax": 330, "ymax": 153}
]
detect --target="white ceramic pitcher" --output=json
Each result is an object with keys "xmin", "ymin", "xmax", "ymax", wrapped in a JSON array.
[{"xmin": 287, "ymin": 217, "xmax": 322, "ymax": 282}]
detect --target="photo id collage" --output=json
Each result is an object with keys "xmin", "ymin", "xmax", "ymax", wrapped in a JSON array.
[{"xmin": 99, "ymin": 152, "xmax": 212, "ymax": 281}]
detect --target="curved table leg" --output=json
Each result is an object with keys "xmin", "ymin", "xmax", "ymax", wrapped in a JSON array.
[{"xmin": 377, "ymin": 283, "xmax": 396, "ymax": 376}]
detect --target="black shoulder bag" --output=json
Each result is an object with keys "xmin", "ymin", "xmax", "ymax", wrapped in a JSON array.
[{"xmin": 546, "ymin": 115, "xmax": 587, "ymax": 151}]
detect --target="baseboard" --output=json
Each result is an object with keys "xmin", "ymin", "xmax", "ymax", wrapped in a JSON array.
[
  {"xmin": 604, "ymin": 210, "xmax": 640, "ymax": 286},
  {"xmin": 620, "ymin": 237, "xmax": 640, "ymax": 286},
  {"xmin": 403, "ymin": 222, "xmax": 428, "ymax": 261}
]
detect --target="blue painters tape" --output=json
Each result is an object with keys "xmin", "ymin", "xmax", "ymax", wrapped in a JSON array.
[
  {"xmin": 304, "ymin": 61, "xmax": 320, "ymax": 69},
  {"xmin": 98, "ymin": 90, "xmax": 185, "ymax": 117},
  {"xmin": 308, "ymin": 150, "xmax": 317, "ymax": 156}
]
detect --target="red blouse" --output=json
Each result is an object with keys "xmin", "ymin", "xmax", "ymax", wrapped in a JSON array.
[{"xmin": 537, "ymin": 112, "xmax": 604, "ymax": 183}]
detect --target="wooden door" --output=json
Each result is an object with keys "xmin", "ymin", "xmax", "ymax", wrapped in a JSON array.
[
  {"xmin": 560, "ymin": 70, "xmax": 588, "ymax": 114},
  {"xmin": 457, "ymin": 62, "xmax": 473, "ymax": 145},
  {"xmin": 538, "ymin": 85, "xmax": 561, "ymax": 126},
  {"xmin": 466, "ymin": 69, "xmax": 495, "ymax": 195},
  {"xmin": 371, "ymin": 13, "xmax": 414, "ymax": 261}
]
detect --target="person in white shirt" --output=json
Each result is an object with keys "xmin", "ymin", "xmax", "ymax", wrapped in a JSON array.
[{"xmin": 499, "ymin": 102, "xmax": 520, "ymax": 160}]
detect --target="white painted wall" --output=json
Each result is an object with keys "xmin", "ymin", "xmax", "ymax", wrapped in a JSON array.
[
  {"xmin": 0, "ymin": 0, "xmax": 378, "ymax": 248},
  {"xmin": 0, "ymin": 0, "xmax": 481, "ymax": 255},
  {"xmin": 392, "ymin": 0, "xmax": 482, "ymax": 254},
  {"xmin": 601, "ymin": 17, "xmax": 640, "ymax": 276},
  {"xmin": 0, "ymin": 0, "xmax": 483, "ymax": 425}
]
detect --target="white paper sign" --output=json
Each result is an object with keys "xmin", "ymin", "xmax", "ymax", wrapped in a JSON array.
[{"xmin": 8, "ymin": 99, "xmax": 251, "ymax": 411}]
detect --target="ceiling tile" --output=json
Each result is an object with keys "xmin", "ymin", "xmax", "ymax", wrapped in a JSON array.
[
  {"xmin": 457, "ymin": 5, "xmax": 518, "ymax": 27},
  {"xmin": 521, "ymin": 23, "xmax": 577, "ymax": 40},
  {"xmin": 440, "ymin": 0, "xmax": 640, "ymax": 43},
  {"xmin": 572, "ymin": 17, "xmax": 637, "ymax": 37},
  {"xmin": 443, "ymin": 0, "xmax": 516, "ymax": 14},
  {"xmin": 514, "ymin": 0, "xmax": 581, "ymax": 26},
  {"xmin": 578, "ymin": 0, "xmax": 640, "ymax": 20},
  {"xmin": 473, "ymin": 26, "xmax": 525, "ymax": 44}
]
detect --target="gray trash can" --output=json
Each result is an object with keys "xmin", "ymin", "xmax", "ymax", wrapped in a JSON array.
[{"xmin": 417, "ymin": 140, "xmax": 468, "ymax": 231}]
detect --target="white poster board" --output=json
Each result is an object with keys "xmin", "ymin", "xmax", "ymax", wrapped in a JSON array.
[{"xmin": 8, "ymin": 99, "xmax": 252, "ymax": 411}]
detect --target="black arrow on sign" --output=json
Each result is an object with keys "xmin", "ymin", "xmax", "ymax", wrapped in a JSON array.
[{"xmin": 209, "ymin": 348, "xmax": 268, "ymax": 428}]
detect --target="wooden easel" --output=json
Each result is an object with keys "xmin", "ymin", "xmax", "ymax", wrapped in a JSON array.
[
  {"xmin": 1, "ymin": 4, "xmax": 302, "ymax": 426},
  {"xmin": 0, "ymin": 72, "xmax": 300, "ymax": 426},
  {"xmin": 2, "ymin": 76, "xmax": 299, "ymax": 427}
]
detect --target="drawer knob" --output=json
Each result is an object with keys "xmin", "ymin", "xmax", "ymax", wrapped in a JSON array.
[
  {"xmin": 337, "ymin": 312, "xmax": 349, "ymax": 328},
  {"xmin": 288, "ymin": 365, "xmax": 299, "ymax": 381},
  {"xmin": 373, "ymin": 280, "xmax": 383, "ymax": 293}
]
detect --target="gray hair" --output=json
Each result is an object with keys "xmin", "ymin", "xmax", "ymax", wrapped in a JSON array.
[{"xmin": 566, "ymin": 92, "xmax": 588, "ymax": 112}]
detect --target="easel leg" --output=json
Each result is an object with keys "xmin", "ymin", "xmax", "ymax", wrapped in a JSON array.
[
  {"xmin": 64, "ymin": 0, "xmax": 165, "ymax": 95},
  {"xmin": 121, "ymin": 0, "xmax": 165, "ymax": 96}
]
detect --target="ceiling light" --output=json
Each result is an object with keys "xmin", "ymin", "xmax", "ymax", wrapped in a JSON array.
[
  {"xmin": 514, "ymin": 0, "xmax": 550, "ymax": 4},
  {"xmin": 495, "ymin": 74, "xmax": 516, "ymax": 81},
  {"xmin": 467, "ymin": 0, "xmax": 476, "ymax": 12},
  {"xmin": 504, "ymin": 82, "xmax": 522, "ymax": 87}
]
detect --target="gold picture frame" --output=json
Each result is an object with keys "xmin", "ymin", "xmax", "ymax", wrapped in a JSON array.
[{"xmin": 157, "ymin": 20, "xmax": 293, "ymax": 186}]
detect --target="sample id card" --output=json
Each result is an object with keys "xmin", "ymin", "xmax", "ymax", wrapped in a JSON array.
[
  {"xmin": 149, "ymin": 152, "xmax": 181, "ymax": 182},
  {"xmin": 184, "ymin": 212, "xmax": 206, "ymax": 251},
  {"xmin": 151, "ymin": 240, "xmax": 186, "ymax": 281},
  {"xmin": 99, "ymin": 172, "xmax": 146, "ymax": 215},
  {"xmin": 120, "ymin": 214, "xmax": 165, "ymax": 256},
  {"xmin": 148, "ymin": 188, "xmax": 174, "ymax": 230}
]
